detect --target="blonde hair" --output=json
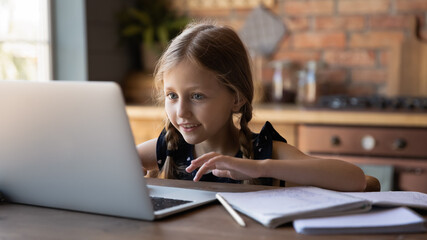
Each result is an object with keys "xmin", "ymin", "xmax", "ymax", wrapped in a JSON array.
[{"xmin": 153, "ymin": 21, "xmax": 254, "ymax": 179}]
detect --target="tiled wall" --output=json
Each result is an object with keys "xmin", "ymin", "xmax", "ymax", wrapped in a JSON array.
[{"xmin": 174, "ymin": 0, "xmax": 427, "ymax": 98}]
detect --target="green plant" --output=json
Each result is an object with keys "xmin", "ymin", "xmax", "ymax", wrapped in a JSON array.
[{"xmin": 117, "ymin": 0, "xmax": 189, "ymax": 49}]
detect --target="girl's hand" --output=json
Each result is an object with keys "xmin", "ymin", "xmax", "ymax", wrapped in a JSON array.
[{"xmin": 185, "ymin": 152, "xmax": 262, "ymax": 182}]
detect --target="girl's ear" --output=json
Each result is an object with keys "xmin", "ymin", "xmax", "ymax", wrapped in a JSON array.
[{"xmin": 232, "ymin": 95, "xmax": 246, "ymax": 113}]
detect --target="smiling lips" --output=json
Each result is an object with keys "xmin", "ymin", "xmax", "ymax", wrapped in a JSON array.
[{"xmin": 180, "ymin": 123, "xmax": 201, "ymax": 132}]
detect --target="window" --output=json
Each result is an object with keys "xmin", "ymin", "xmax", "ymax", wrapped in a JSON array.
[{"xmin": 0, "ymin": 0, "xmax": 51, "ymax": 81}]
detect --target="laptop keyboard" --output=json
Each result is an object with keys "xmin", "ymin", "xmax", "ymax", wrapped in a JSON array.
[{"xmin": 150, "ymin": 196, "xmax": 192, "ymax": 211}]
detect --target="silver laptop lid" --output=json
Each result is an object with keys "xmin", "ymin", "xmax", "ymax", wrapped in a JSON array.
[{"xmin": 0, "ymin": 81, "xmax": 155, "ymax": 220}]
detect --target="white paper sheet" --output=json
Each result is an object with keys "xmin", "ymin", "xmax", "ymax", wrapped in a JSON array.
[
  {"xmin": 293, "ymin": 207, "xmax": 427, "ymax": 234},
  {"xmin": 344, "ymin": 191, "xmax": 427, "ymax": 209}
]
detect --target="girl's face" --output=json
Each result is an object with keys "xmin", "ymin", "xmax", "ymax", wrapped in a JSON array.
[{"xmin": 163, "ymin": 60, "xmax": 238, "ymax": 145}]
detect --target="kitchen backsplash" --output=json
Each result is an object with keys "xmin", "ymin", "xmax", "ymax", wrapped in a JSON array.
[{"xmin": 171, "ymin": 0, "xmax": 427, "ymax": 99}]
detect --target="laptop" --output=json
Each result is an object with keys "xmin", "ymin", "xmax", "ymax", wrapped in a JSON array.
[{"xmin": 0, "ymin": 80, "xmax": 216, "ymax": 220}]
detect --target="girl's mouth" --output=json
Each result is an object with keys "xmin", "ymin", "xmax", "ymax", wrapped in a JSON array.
[{"xmin": 180, "ymin": 123, "xmax": 201, "ymax": 132}]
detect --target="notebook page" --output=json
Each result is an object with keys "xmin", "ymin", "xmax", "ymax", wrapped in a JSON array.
[
  {"xmin": 344, "ymin": 191, "xmax": 427, "ymax": 209},
  {"xmin": 219, "ymin": 186, "xmax": 367, "ymax": 216}
]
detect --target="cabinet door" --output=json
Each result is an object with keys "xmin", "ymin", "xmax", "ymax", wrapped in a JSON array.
[{"xmin": 129, "ymin": 119, "xmax": 164, "ymax": 144}]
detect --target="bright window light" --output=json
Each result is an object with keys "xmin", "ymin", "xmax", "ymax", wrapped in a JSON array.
[{"xmin": 0, "ymin": 0, "xmax": 51, "ymax": 81}]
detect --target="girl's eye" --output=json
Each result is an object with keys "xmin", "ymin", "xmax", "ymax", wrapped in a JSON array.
[
  {"xmin": 191, "ymin": 93, "xmax": 204, "ymax": 100},
  {"xmin": 166, "ymin": 92, "xmax": 178, "ymax": 100}
]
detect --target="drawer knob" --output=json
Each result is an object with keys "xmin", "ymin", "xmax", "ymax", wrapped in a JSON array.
[
  {"xmin": 393, "ymin": 138, "xmax": 407, "ymax": 150},
  {"xmin": 402, "ymin": 167, "xmax": 424, "ymax": 175},
  {"xmin": 330, "ymin": 136, "xmax": 341, "ymax": 146},
  {"xmin": 361, "ymin": 135, "xmax": 376, "ymax": 151}
]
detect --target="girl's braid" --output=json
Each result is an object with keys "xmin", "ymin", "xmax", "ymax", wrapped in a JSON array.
[
  {"xmin": 159, "ymin": 120, "xmax": 180, "ymax": 179},
  {"xmin": 238, "ymin": 103, "xmax": 253, "ymax": 159}
]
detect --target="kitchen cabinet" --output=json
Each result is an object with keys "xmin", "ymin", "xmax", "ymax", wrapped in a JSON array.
[
  {"xmin": 127, "ymin": 106, "xmax": 165, "ymax": 144},
  {"xmin": 298, "ymin": 125, "xmax": 427, "ymax": 193}
]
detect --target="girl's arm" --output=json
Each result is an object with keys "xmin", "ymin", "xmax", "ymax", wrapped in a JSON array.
[
  {"xmin": 136, "ymin": 138, "xmax": 160, "ymax": 175},
  {"xmin": 187, "ymin": 141, "xmax": 366, "ymax": 192},
  {"xmin": 265, "ymin": 141, "xmax": 366, "ymax": 192}
]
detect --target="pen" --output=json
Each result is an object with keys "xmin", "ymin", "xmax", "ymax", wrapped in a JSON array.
[{"xmin": 216, "ymin": 193, "xmax": 246, "ymax": 227}]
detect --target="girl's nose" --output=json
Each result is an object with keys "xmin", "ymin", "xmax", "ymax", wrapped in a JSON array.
[{"xmin": 177, "ymin": 99, "xmax": 191, "ymax": 118}]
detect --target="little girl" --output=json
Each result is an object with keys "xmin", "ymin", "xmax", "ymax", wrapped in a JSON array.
[{"xmin": 137, "ymin": 21, "xmax": 366, "ymax": 192}]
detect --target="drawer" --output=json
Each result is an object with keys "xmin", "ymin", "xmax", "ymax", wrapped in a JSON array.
[{"xmin": 298, "ymin": 125, "xmax": 427, "ymax": 158}]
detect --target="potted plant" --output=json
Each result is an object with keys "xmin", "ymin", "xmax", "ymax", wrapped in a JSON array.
[{"xmin": 117, "ymin": 0, "xmax": 189, "ymax": 72}]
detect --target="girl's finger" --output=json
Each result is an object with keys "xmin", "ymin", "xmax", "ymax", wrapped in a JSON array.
[
  {"xmin": 185, "ymin": 160, "xmax": 206, "ymax": 172},
  {"xmin": 193, "ymin": 162, "xmax": 216, "ymax": 181},
  {"xmin": 185, "ymin": 160, "xmax": 203, "ymax": 173},
  {"xmin": 185, "ymin": 164, "xmax": 196, "ymax": 173},
  {"xmin": 186, "ymin": 152, "xmax": 219, "ymax": 172}
]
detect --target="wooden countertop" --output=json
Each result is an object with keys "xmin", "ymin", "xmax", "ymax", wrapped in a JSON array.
[{"xmin": 126, "ymin": 104, "xmax": 427, "ymax": 127}]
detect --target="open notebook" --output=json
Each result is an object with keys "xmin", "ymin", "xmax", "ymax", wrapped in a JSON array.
[{"xmin": 0, "ymin": 81, "xmax": 216, "ymax": 220}]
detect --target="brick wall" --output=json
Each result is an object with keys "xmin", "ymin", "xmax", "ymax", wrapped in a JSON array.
[{"xmin": 174, "ymin": 0, "xmax": 427, "ymax": 99}]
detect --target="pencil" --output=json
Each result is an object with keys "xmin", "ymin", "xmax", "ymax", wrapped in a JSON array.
[{"xmin": 216, "ymin": 193, "xmax": 246, "ymax": 227}]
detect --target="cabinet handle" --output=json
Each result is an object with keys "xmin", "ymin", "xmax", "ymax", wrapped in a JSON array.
[
  {"xmin": 401, "ymin": 167, "xmax": 424, "ymax": 175},
  {"xmin": 393, "ymin": 138, "xmax": 407, "ymax": 150},
  {"xmin": 361, "ymin": 135, "xmax": 376, "ymax": 151},
  {"xmin": 330, "ymin": 136, "xmax": 341, "ymax": 146}
]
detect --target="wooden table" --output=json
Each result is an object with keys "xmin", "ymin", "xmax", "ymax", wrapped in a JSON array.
[{"xmin": 0, "ymin": 178, "xmax": 426, "ymax": 240}]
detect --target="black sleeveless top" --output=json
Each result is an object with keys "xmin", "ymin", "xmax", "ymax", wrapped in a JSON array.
[{"xmin": 155, "ymin": 121, "xmax": 287, "ymax": 186}]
